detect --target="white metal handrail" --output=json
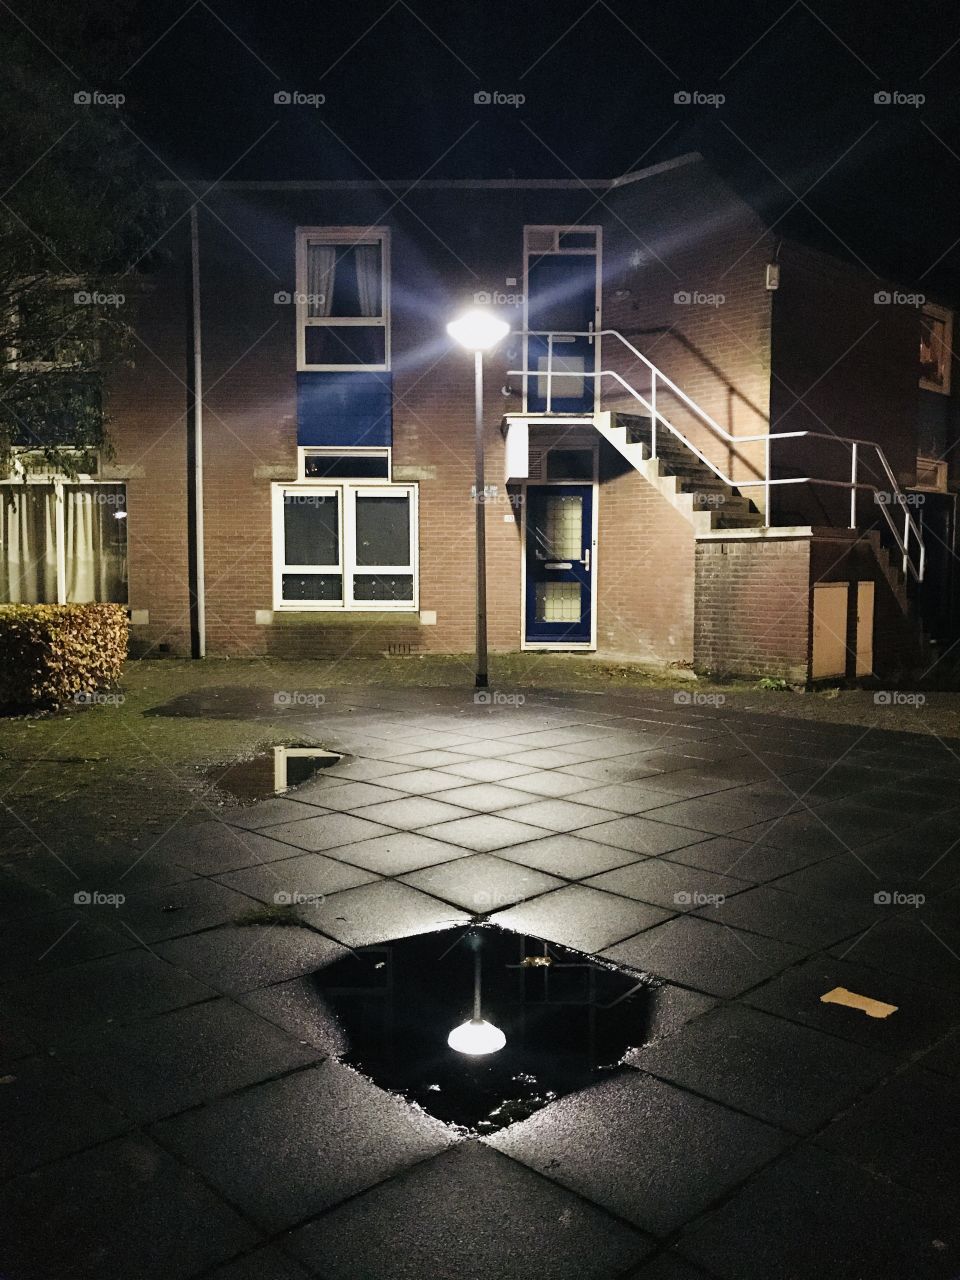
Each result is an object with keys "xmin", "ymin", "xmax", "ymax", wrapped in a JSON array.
[{"xmin": 510, "ymin": 328, "xmax": 925, "ymax": 582}]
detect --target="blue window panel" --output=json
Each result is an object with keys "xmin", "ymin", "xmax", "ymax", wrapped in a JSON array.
[{"xmin": 297, "ymin": 372, "xmax": 392, "ymax": 447}]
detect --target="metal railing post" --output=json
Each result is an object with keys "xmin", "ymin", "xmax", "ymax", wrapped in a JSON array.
[
  {"xmin": 903, "ymin": 506, "xmax": 910, "ymax": 576},
  {"xmin": 764, "ymin": 435, "xmax": 771, "ymax": 524},
  {"xmin": 849, "ymin": 442, "xmax": 858, "ymax": 528},
  {"xmin": 546, "ymin": 333, "xmax": 554, "ymax": 413},
  {"xmin": 650, "ymin": 369, "xmax": 657, "ymax": 458}
]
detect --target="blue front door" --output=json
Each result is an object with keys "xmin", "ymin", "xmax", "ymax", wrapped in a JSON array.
[
  {"xmin": 525, "ymin": 251, "xmax": 599, "ymax": 414},
  {"xmin": 524, "ymin": 485, "xmax": 594, "ymax": 646}
]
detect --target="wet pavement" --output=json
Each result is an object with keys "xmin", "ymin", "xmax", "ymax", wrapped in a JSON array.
[{"xmin": 2, "ymin": 684, "xmax": 960, "ymax": 1277}]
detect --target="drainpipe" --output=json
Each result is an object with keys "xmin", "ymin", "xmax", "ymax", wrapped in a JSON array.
[{"xmin": 187, "ymin": 206, "xmax": 206, "ymax": 658}]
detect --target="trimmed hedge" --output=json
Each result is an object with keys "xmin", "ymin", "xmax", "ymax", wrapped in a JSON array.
[{"xmin": 0, "ymin": 604, "xmax": 128, "ymax": 708}]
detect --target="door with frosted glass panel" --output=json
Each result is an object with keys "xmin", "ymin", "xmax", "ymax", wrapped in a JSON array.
[{"xmin": 524, "ymin": 485, "xmax": 593, "ymax": 645}]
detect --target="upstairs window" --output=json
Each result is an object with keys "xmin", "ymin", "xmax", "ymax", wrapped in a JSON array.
[
  {"xmin": 296, "ymin": 228, "xmax": 390, "ymax": 372},
  {"xmin": 920, "ymin": 303, "xmax": 952, "ymax": 395}
]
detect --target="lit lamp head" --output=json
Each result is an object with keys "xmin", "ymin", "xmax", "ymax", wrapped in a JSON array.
[
  {"xmin": 446, "ymin": 308, "xmax": 510, "ymax": 353},
  {"xmin": 447, "ymin": 1017, "xmax": 506, "ymax": 1056}
]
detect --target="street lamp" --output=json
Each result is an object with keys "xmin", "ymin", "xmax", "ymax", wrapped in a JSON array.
[
  {"xmin": 447, "ymin": 307, "xmax": 511, "ymax": 690},
  {"xmin": 447, "ymin": 934, "xmax": 506, "ymax": 1057}
]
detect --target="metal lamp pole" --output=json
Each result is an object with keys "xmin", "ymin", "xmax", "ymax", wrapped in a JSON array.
[{"xmin": 474, "ymin": 349, "xmax": 488, "ymax": 690}]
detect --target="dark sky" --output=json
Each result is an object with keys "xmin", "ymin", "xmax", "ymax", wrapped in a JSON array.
[{"xmin": 72, "ymin": 0, "xmax": 960, "ymax": 285}]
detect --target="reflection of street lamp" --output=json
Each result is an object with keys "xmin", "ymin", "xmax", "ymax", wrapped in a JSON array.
[
  {"xmin": 447, "ymin": 933, "xmax": 506, "ymax": 1056},
  {"xmin": 447, "ymin": 308, "xmax": 510, "ymax": 690}
]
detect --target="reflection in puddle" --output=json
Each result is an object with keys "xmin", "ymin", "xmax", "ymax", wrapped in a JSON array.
[
  {"xmin": 203, "ymin": 745, "xmax": 341, "ymax": 804},
  {"xmin": 311, "ymin": 925, "xmax": 655, "ymax": 1133}
]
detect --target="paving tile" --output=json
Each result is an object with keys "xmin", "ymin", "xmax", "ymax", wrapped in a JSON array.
[
  {"xmin": 323, "ymin": 757, "xmax": 416, "ymax": 782},
  {"xmin": 375, "ymin": 767, "xmax": 469, "ymax": 793},
  {"xmin": 575, "ymin": 782, "xmax": 685, "ymax": 813},
  {"xmin": 496, "ymin": 797, "xmax": 619, "ymax": 832},
  {"xmin": 285, "ymin": 1141, "xmax": 653, "ymax": 1279},
  {"xmin": 296, "ymin": 880, "xmax": 469, "ymax": 947},
  {"xmin": 216, "ymin": 852, "xmax": 379, "ymax": 905},
  {"xmin": 631, "ymin": 983, "xmax": 718, "ymax": 1047},
  {"xmin": 240, "ymin": 977, "xmax": 348, "ymax": 1056},
  {"xmin": 64, "ymin": 997, "xmax": 321, "ymax": 1121},
  {"xmin": 817, "ymin": 1066, "xmax": 960, "ymax": 1205},
  {"xmin": 630, "ymin": 1257, "xmax": 716, "ymax": 1280},
  {"xmin": 435, "ymin": 757, "xmax": 535, "ymax": 783},
  {"xmin": 491, "ymin": 885, "xmax": 672, "ymax": 953},
  {"xmin": 633, "ymin": 1003, "xmax": 891, "ymax": 1134},
  {"xmin": 153, "ymin": 822, "xmax": 311, "ymax": 875},
  {"xmin": 401, "ymin": 853, "xmax": 562, "ymax": 912},
  {"xmin": 0, "ymin": 905, "xmax": 129, "ymax": 977},
  {"xmin": 250, "ymin": 812, "xmax": 393, "ymax": 853},
  {"xmin": 418, "ymin": 813, "xmax": 553, "ymax": 852},
  {"xmin": 349, "ymin": 796, "xmax": 475, "ymax": 829},
  {"xmin": 108, "ymin": 878, "xmax": 258, "ymax": 943},
  {"xmin": 0, "ymin": 1054, "xmax": 131, "ymax": 1176},
  {"xmin": 489, "ymin": 1070, "xmax": 788, "ymax": 1236},
  {"xmin": 581, "ymin": 816, "xmax": 713, "ymax": 856},
  {"xmin": 429, "ymin": 782, "xmax": 545, "ymax": 812},
  {"xmin": 286, "ymin": 780, "xmax": 408, "ymax": 811},
  {"xmin": 319, "ymin": 831, "xmax": 473, "ymax": 875},
  {"xmin": 1, "ymin": 948, "xmax": 215, "ymax": 1045},
  {"xmin": 0, "ymin": 1008, "xmax": 37, "ymax": 1062},
  {"xmin": 585, "ymin": 861, "xmax": 751, "ymax": 911},
  {"xmin": 504, "ymin": 746, "xmax": 613, "ymax": 768},
  {"xmin": 205, "ymin": 1247, "xmax": 312, "ymax": 1280},
  {"xmin": 676, "ymin": 1144, "xmax": 956, "ymax": 1280},
  {"xmin": 919, "ymin": 1030, "xmax": 960, "ymax": 1079},
  {"xmin": 501, "ymin": 768, "xmax": 600, "ymax": 796},
  {"xmin": 732, "ymin": 812, "xmax": 864, "ymax": 857},
  {"xmin": 154, "ymin": 924, "xmax": 344, "ymax": 996},
  {"xmin": 744, "ymin": 955, "xmax": 960, "ymax": 1059},
  {"xmin": 151, "ymin": 1061, "xmax": 455, "ymax": 1231},
  {"xmin": 665, "ymin": 834, "xmax": 827, "ymax": 882},
  {"xmin": 220, "ymin": 797, "xmax": 324, "ymax": 829},
  {"xmin": 604, "ymin": 917, "xmax": 805, "ymax": 998},
  {"xmin": 624, "ymin": 768, "xmax": 744, "ymax": 798},
  {"xmin": 637, "ymin": 796, "xmax": 773, "ymax": 835},
  {"xmin": 543, "ymin": 753, "xmax": 668, "ymax": 782},
  {"xmin": 772, "ymin": 856, "xmax": 927, "ymax": 913},
  {"xmin": 382, "ymin": 748, "xmax": 471, "ymax": 767},
  {"xmin": 0, "ymin": 1136, "xmax": 259, "ymax": 1280},
  {"xmin": 693, "ymin": 882, "xmax": 877, "ymax": 948},
  {"xmin": 496, "ymin": 833, "xmax": 644, "ymax": 879},
  {"xmin": 828, "ymin": 916, "xmax": 960, "ymax": 993}
]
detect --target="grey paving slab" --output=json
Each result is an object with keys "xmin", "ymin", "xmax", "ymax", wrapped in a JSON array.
[
  {"xmin": 495, "ymin": 797, "xmax": 620, "ymax": 832},
  {"xmin": 502, "ymin": 768, "xmax": 602, "ymax": 796},
  {"xmin": 817, "ymin": 1066, "xmax": 960, "ymax": 1205},
  {"xmin": 376, "ymin": 767, "xmax": 472, "ymax": 792},
  {"xmin": 239, "ymin": 976, "xmax": 348, "ymax": 1056},
  {"xmin": 248, "ymin": 812, "xmax": 393, "ymax": 853},
  {"xmin": 630, "ymin": 1257, "xmax": 716, "ymax": 1280},
  {"xmin": 285, "ymin": 1141, "xmax": 654, "ymax": 1279},
  {"xmin": 632, "ymin": 983, "xmax": 718, "ymax": 1047},
  {"xmin": 581, "ymin": 816, "xmax": 714, "ymax": 856},
  {"xmin": 429, "ymin": 781, "xmax": 547, "ymax": 812},
  {"xmin": 0, "ymin": 904, "xmax": 130, "ymax": 977},
  {"xmin": 284, "ymin": 780, "xmax": 408, "ymax": 811},
  {"xmin": 64, "ymin": 997, "xmax": 320, "ymax": 1121},
  {"xmin": 693, "ymin": 882, "xmax": 878, "ymax": 949},
  {"xmin": 495, "ymin": 833, "xmax": 645, "ymax": 878},
  {"xmin": 543, "ymin": 754, "xmax": 670, "ymax": 782},
  {"xmin": 0, "ymin": 1054, "xmax": 131, "ymax": 1176},
  {"xmin": 401, "ymin": 853, "xmax": 563, "ymax": 912},
  {"xmin": 574, "ymin": 782, "xmax": 686, "ymax": 813},
  {"xmin": 435, "ymin": 757, "xmax": 535, "ymax": 782},
  {"xmin": 0, "ymin": 1136, "xmax": 259, "ymax": 1280},
  {"xmin": 153, "ymin": 822, "xmax": 312, "ymax": 875},
  {"xmin": 489, "ymin": 1070, "xmax": 789, "ymax": 1236},
  {"xmin": 150, "ymin": 1061, "xmax": 455, "ymax": 1231},
  {"xmin": 219, "ymin": 797, "xmax": 325, "ymax": 828},
  {"xmin": 215, "ymin": 851, "xmax": 379, "ymax": 905},
  {"xmin": 491, "ymin": 884, "xmax": 673, "ymax": 953},
  {"xmin": 204, "ymin": 1247, "xmax": 312, "ymax": 1280},
  {"xmin": 828, "ymin": 916, "xmax": 960, "ymax": 993},
  {"xmin": 585, "ymin": 860, "xmax": 751, "ymax": 911},
  {"xmin": 604, "ymin": 916, "xmax": 805, "ymax": 998},
  {"xmin": 322, "ymin": 757, "xmax": 417, "ymax": 782},
  {"xmin": 1, "ymin": 948, "xmax": 215, "ymax": 1045},
  {"xmin": 109, "ymin": 878, "xmax": 259, "ymax": 943},
  {"xmin": 919, "ymin": 1029, "xmax": 960, "ymax": 1078},
  {"xmin": 155, "ymin": 923, "xmax": 344, "ymax": 995},
  {"xmin": 664, "ymin": 834, "xmax": 830, "ymax": 882},
  {"xmin": 633, "ymin": 1003, "xmax": 891, "ymax": 1134},
  {"xmin": 744, "ymin": 955, "xmax": 960, "ymax": 1059},
  {"xmin": 295, "ymin": 880, "xmax": 469, "ymax": 946},
  {"xmin": 418, "ymin": 813, "xmax": 553, "ymax": 852},
  {"xmin": 676, "ymin": 1144, "xmax": 956, "ymax": 1280},
  {"xmin": 319, "ymin": 830, "xmax": 474, "ymax": 875}
]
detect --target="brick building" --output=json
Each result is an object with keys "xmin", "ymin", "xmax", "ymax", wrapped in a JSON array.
[{"xmin": 4, "ymin": 152, "xmax": 955, "ymax": 682}]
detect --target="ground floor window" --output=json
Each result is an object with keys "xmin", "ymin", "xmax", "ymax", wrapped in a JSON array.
[
  {"xmin": 272, "ymin": 482, "xmax": 417, "ymax": 610},
  {"xmin": 0, "ymin": 482, "xmax": 127, "ymax": 604}
]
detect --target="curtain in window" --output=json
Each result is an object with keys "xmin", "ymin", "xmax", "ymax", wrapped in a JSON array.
[
  {"xmin": 354, "ymin": 244, "xmax": 381, "ymax": 317},
  {"xmin": 306, "ymin": 244, "xmax": 335, "ymax": 318},
  {"xmin": 65, "ymin": 486, "xmax": 127, "ymax": 603},
  {"xmin": 0, "ymin": 486, "xmax": 58, "ymax": 602}
]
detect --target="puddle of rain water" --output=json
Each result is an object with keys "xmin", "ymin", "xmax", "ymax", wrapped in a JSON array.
[
  {"xmin": 202, "ymin": 745, "xmax": 341, "ymax": 804},
  {"xmin": 309, "ymin": 925, "xmax": 656, "ymax": 1134}
]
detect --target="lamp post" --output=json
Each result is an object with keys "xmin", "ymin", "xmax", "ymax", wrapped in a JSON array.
[{"xmin": 446, "ymin": 308, "xmax": 511, "ymax": 689}]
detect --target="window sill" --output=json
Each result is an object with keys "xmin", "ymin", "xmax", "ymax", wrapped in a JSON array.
[{"xmin": 269, "ymin": 610, "xmax": 421, "ymax": 627}]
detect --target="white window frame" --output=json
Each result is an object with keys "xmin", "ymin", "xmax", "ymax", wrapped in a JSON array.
[
  {"xmin": 297, "ymin": 446, "xmax": 392, "ymax": 482},
  {"xmin": 920, "ymin": 302, "xmax": 953, "ymax": 395},
  {"xmin": 272, "ymin": 480, "xmax": 417, "ymax": 611},
  {"xmin": 0, "ymin": 477, "xmax": 127, "ymax": 604},
  {"xmin": 7, "ymin": 276, "xmax": 92, "ymax": 373},
  {"xmin": 295, "ymin": 227, "xmax": 390, "ymax": 373}
]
